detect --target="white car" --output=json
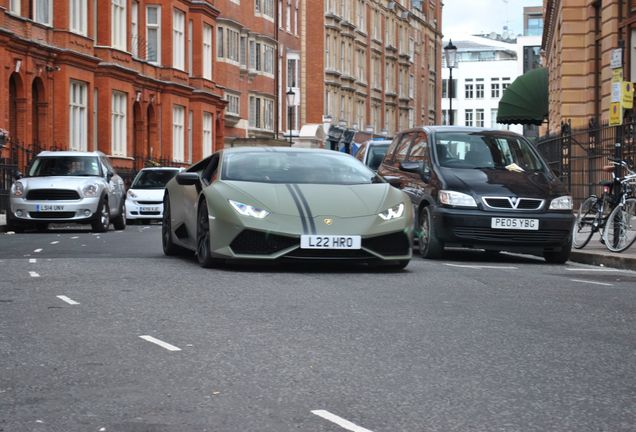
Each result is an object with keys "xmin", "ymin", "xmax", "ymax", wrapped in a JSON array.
[{"xmin": 125, "ymin": 167, "xmax": 182, "ymax": 224}]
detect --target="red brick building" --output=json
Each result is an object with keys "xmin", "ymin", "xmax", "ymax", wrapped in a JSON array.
[
  {"xmin": 302, "ymin": 0, "xmax": 442, "ymax": 137},
  {"xmin": 214, "ymin": 0, "xmax": 301, "ymax": 145},
  {"xmin": 0, "ymin": 0, "xmax": 226, "ymax": 173}
]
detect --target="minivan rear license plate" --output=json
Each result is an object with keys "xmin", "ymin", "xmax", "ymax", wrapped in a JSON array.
[
  {"xmin": 300, "ymin": 235, "xmax": 361, "ymax": 249},
  {"xmin": 491, "ymin": 217, "xmax": 539, "ymax": 230}
]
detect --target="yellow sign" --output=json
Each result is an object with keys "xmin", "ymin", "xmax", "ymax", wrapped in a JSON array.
[
  {"xmin": 609, "ymin": 102, "xmax": 623, "ymax": 126},
  {"xmin": 613, "ymin": 68, "xmax": 624, "ymax": 83},
  {"xmin": 622, "ymin": 81, "xmax": 634, "ymax": 109}
]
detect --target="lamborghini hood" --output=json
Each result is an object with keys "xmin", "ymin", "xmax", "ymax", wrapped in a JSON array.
[{"xmin": 218, "ymin": 181, "xmax": 400, "ymax": 217}]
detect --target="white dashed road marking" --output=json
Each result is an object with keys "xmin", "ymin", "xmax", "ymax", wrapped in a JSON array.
[
  {"xmin": 570, "ymin": 279, "xmax": 614, "ymax": 287},
  {"xmin": 71, "ymin": 236, "xmax": 79, "ymax": 239},
  {"xmin": 311, "ymin": 410, "xmax": 374, "ymax": 432},
  {"xmin": 139, "ymin": 335, "xmax": 182, "ymax": 352},
  {"xmin": 50, "ymin": 241, "xmax": 59, "ymax": 245},
  {"xmin": 444, "ymin": 263, "xmax": 518, "ymax": 270},
  {"xmin": 29, "ymin": 271, "xmax": 40, "ymax": 278},
  {"xmin": 566, "ymin": 268, "xmax": 629, "ymax": 273},
  {"xmin": 33, "ymin": 249, "xmax": 42, "ymax": 253},
  {"xmin": 57, "ymin": 295, "xmax": 80, "ymax": 305},
  {"xmin": 29, "ymin": 258, "xmax": 37, "ymax": 263}
]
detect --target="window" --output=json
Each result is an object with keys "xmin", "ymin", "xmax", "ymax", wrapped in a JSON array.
[
  {"xmin": 264, "ymin": 44, "xmax": 274, "ymax": 74},
  {"xmin": 69, "ymin": 81, "xmax": 88, "ymax": 151},
  {"xmin": 249, "ymin": 95, "xmax": 274, "ymax": 131},
  {"xmin": 202, "ymin": 112, "xmax": 213, "ymax": 158},
  {"xmin": 111, "ymin": 0, "xmax": 126, "ymax": 49},
  {"xmin": 255, "ymin": 0, "xmax": 274, "ymax": 18},
  {"xmin": 173, "ymin": 9, "xmax": 185, "ymax": 70},
  {"xmin": 9, "ymin": 0, "xmax": 20, "ymax": 15},
  {"xmin": 491, "ymin": 79, "xmax": 500, "ymax": 98},
  {"xmin": 409, "ymin": 74, "xmax": 414, "ymax": 99},
  {"xmin": 146, "ymin": 6, "xmax": 161, "ymax": 64},
  {"xmin": 225, "ymin": 93, "xmax": 240, "ymax": 116},
  {"xmin": 255, "ymin": 42, "xmax": 262, "ymax": 71},
  {"xmin": 70, "ymin": 0, "xmax": 87, "ymax": 35},
  {"xmin": 476, "ymin": 109, "xmax": 484, "ymax": 127},
  {"xmin": 465, "ymin": 110, "xmax": 474, "ymax": 127},
  {"xmin": 130, "ymin": 2, "xmax": 138, "ymax": 56},
  {"xmin": 502, "ymin": 78, "xmax": 511, "ymax": 91},
  {"xmin": 476, "ymin": 79, "xmax": 484, "ymax": 98},
  {"xmin": 188, "ymin": 20, "xmax": 193, "ymax": 75},
  {"xmin": 111, "ymin": 91, "xmax": 127, "ymax": 157},
  {"xmin": 357, "ymin": 0, "xmax": 366, "ymax": 32},
  {"xmin": 172, "ymin": 105, "xmax": 185, "ymax": 162},
  {"xmin": 35, "ymin": 0, "xmax": 52, "ymax": 25},
  {"xmin": 227, "ymin": 28, "xmax": 240, "ymax": 62},
  {"xmin": 203, "ymin": 24, "xmax": 213, "ymax": 79},
  {"xmin": 286, "ymin": 0, "xmax": 291, "ymax": 31},
  {"xmin": 287, "ymin": 57, "xmax": 298, "ymax": 87},
  {"xmin": 240, "ymin": 35, "xmax": 247, "ymax": 67},
  {"xmin": 491, "ymin": 109, "xmax": 499, "ymax": 128},
  {"xmin": 217, "ymin": 27, "xmax": 224, "ymax": 58},
  {"xmin": 465, "ymin": 80, "xmax": 474, "ymax": 99},
  {"xmin": 249, "ymin": 40, "xmax": 255, "ymax": 68}
]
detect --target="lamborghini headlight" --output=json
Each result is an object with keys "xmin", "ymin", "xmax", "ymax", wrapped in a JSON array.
[
  {"xmin": 549, "ymin": 195, "xmax": 573, "ymax": 210},
  {"xmin": 439, "ymin": 190, "xmax": 477, "ymax": 208},
  {"xmin": 378, "ymin": 203, "xmax": 405, "ymax": 221},
  {"xmin": 229, "ymin": 200, "xmax": 270, "ymax": 219},
  {"xmin": 11, "ymin": 181, "xmax": 24, "ymax": 197},
  {"xmin": 82, "ymin": 183, "xmax": 99, "ymax": 198}
]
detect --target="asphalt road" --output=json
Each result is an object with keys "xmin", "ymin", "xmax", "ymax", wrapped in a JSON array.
[{"xmin": 0, "ymin": 225, "xmax": 635, "ymax": 432}]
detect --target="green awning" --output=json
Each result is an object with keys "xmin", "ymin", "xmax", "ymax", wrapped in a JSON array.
[{"xmin": 497, "ymin": 67, "xmax": 548, "ymax": 125}]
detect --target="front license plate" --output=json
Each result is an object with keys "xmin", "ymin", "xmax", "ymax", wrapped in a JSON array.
[
  {"xmin": 35, "ymin": 204, "xmax": 64, "ymax": 211},
  {"xmin": 300, "ymin": 235, "xmax": 361, "ymax": 249},
  {"xmin": 491, "ymin": 217, "xmax": 539, "ymax": 230},
  {"xmin": 140, "ymin": 206, "xmax": 160, "ymax": 212}
]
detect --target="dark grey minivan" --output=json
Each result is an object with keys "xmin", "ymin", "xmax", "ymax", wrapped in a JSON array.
[{"xmin": 377, "ymin": 126, "xmax": 574, "ymax": 263}]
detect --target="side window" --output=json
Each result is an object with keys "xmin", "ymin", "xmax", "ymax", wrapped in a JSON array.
[
  {"xmin": 407, "ymin": 132, "xmax": 430, "ymax": 162},
  {"xmin": 202, "ymin": 153, "xmax": 220, "ymax": 183},
  {"xmin": 100, "ymin": 156, "xmax": 114, "ymax": 176},
  {"xmin": 393, "ymin": 134, "xmax": 413, "ymax": 163},
  {"xmin": 384, "ymin": 135, "xmax": 405, "ymax": 163}
]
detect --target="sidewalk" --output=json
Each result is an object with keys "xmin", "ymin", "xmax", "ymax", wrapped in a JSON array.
[{"xmin": 1, "ymin": 211, "xmax": 635, "ymax": 270}]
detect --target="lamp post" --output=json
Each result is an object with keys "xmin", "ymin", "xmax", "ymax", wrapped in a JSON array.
[
  {"xmin": 444, "ymin": 39, "xmax": 457, "ymax": 125},
  {"xmin": 286, "ymin": 88, "xmax": 295, "ymax": 144}
]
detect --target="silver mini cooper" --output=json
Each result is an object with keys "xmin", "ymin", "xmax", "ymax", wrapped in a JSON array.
[{"xmin": 8, "ymin": 151, "xmax": 126, "ymax": 232}]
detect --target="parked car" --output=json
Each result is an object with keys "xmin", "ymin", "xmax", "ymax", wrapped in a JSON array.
[
  {"xmin": 355, "ymin": 139, "xmax": 392, "ymax": 171},
  {"xmin": 125, "ymin": 167, "xmax": 182, "ymax": 224},
  {"xmin": 162, "ymin": 147, "xmax": 413, "ymax": 269},
  {"xmin": 377, "ymin": 126, "xmax": 574, "ymax": 263},
  {"xmin": 8, "ymin": 151, "xmax": 126, "ymax": 233}
]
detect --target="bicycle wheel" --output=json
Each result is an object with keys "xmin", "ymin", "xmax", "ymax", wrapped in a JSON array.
[
  {"xmin": 572, "ymin": 196, "xmax": 599, "ymax": 249},
  {"xmin": 603, "ymin": 197, "xmax": 636, "ymax": 252}
]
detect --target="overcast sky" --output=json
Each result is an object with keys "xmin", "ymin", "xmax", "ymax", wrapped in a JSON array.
[{"xmin": 442, "ymin": 0, "xmax": 542, "ymax": 39}]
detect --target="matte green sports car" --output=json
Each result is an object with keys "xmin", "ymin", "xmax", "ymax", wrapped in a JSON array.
[{"xmin": 162, "ymin": 147, "xmax": 413, "ymax": 269}]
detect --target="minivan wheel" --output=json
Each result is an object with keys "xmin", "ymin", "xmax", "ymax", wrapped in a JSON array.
[{"xmin": 418, "ymin": 206, "xmax": 443, "ymax": 259}]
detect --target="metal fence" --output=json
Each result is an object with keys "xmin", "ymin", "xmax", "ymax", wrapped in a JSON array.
[{"xmin": 535, "ymin": 119, "xmax": 636, "ymax": 207}]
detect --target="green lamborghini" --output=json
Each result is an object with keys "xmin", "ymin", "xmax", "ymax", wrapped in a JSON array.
[{"xmin": 162, "ymin": 147, "xmax": 413, "ymax": 269}]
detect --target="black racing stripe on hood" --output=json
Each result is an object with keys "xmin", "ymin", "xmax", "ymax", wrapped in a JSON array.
[
  {"xmin": 285, "ymin": 184, "xmax": 309, "ymax": 234},
  {"xmin": 292, "ymin": 184, "xmax": 317, "ymax": 234}
]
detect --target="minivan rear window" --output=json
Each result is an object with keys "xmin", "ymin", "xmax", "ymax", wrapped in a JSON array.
[{"xmin": 434, "ymin": 132, "xmax": 546, "ymax": 172}]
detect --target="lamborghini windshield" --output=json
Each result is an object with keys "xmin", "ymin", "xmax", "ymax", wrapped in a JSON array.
[
  {"xmin": 434, "ymin": 132, "xmax": 547, "ymax": 172},
  {"xmin": 222, "ymin": 150, "xmax": 376, "ymax": 184}
]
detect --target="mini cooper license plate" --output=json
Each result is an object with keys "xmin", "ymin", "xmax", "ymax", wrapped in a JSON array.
[
  {"xmin": 300, "ymin": 235, "xmax": 361, "ymax": 249},
  {"xmin": 36, "ymin": 204, "xmax": 64, "ymax": 211},
  {"xmin": 491, "ymin": 217, "xmax": 539, "ymax": 230}
]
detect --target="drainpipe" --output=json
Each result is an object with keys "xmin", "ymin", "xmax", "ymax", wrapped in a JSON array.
[
  {"xmin": 274, "ymin": 0, "xmax": 280, "ymax": 141},
  {"xmin": 594, "ymin": 0, "xmax": 600, "ymax": 125}
]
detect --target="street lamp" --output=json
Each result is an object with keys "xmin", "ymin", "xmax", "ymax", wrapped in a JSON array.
[
  {"xmin": 444, "ymin": 39, "xmax": 457, "ymax": 125},
  {"xmin": 286, "ymin": 87, "xmax": 295, "ymax": 144}
]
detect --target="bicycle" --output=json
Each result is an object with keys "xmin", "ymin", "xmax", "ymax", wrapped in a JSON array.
[
  {"xmin": 602, "ymin": 160, "xmax": 636, "ymax": 252},
  {"xmin": 572, "ymin": 158, "xmax": 636, "ymax": 250}
]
